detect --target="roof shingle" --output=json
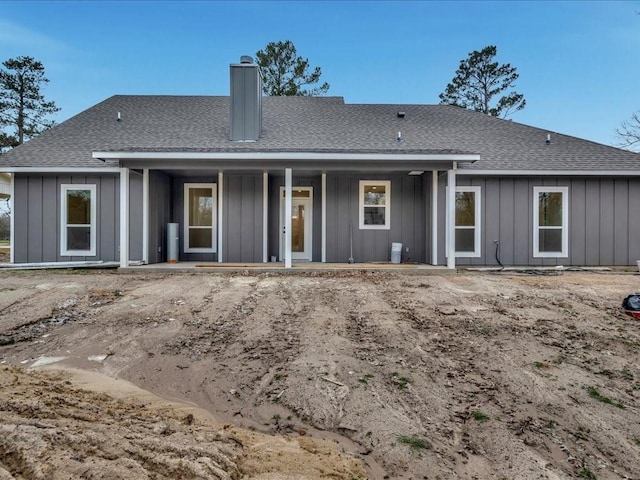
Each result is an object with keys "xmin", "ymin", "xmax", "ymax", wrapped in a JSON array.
[{"xmin": 1, "ymin": 95, "xmax": 638, "ymax": 171}]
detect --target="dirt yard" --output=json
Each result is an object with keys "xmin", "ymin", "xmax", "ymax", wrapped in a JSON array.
[{"xmin": 1, "ymin": 269, "xmax": 639, "ymax": 479}]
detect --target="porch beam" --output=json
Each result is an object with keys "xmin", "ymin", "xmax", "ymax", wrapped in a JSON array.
[
  {"xmin": 446, "ymin": 165, "xmax": 456, "ymax": 270},
  {"xmin": 142, "ymin": 169, "xmax": 149, "ymax": 264},
  {"xmin": 263, "ymin": 172, "xmax": 268, "ymax": 263},
  {"xmin": 431, "ymin": 170, "xmax": 438, "ymax": 265},
  {"xmin": 119, "ymin": 168, "xmax": 129, "ymax": 268},
  {"xmin": 218, "ymin": 171, "xmax": 223, "ymax": 263},
  {"xmin": 284, "ymin": 168, "xmax": 292, "ymax": 268},
  {"xmin": 321, "ymin": 173, "xmax": 326, "ymax": 263}
]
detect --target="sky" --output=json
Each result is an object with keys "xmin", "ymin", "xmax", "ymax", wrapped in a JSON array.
[{"xmin": 0, "ymin": 0, "xmax": 639, "ymax": 148}]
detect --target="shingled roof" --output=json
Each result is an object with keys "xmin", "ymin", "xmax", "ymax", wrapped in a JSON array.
[{"xmin": 1, "ymin": 95, "xmax": 639, "ymax": 171}]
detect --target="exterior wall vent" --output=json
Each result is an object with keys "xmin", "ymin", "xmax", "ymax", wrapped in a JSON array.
[{"xmin": 230, "ymin": 56, "xmax": 262, "ymax": 141}]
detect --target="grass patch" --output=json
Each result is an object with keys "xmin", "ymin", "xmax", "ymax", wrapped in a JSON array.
[
  {"xmin": 391, "ymin": 372, "xmax": 411, "ymax": 389},
  {"xmin": 586, "ymin": 386, "xmax": 625, "ymax": 409},
  {"xmin": 358, "ymin": 373, "xmax": 374, "ymax": 384},
  {"xmin": 396, "ymin": 435, "xmax": 431, "ymax": 453},
  {"xmin": 634, "ymin": 437, "xmax": 640, "ymax": 446},
  {"xmin": 578, "ymin": 467, "xmax": 597, "ymax": 479},
  {"xmin": 472, "ymin": 411, "xmax": 490, "ymax": 422}
]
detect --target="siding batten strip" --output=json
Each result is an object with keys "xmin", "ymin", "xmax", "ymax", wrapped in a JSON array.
[
  {"xmin": 263, "ymin": 172, "xmax": 268, "ymax": 263},
  {"xmin": 119, "ymin": 168, "xmax": 129, "ymax": 268}
]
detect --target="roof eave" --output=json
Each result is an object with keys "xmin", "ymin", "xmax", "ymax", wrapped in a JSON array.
[{"xmin": 91, "ymin": 151, "xmax": 480, "ymax": 163}]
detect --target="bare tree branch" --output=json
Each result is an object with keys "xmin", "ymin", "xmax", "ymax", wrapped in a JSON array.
[{"xmin": 616, "ymin": 111, "xmax": 640, "ymax": 152}]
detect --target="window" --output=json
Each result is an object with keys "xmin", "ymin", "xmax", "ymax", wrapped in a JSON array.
[
  {"xmin": 184, "ymin": 183, "xmax": 217, "ymax": 253},
  {"xmin": 359, "ymin": 180, "xmax": 390, "ymax": 229},
  {"xmin": 533, "ymin": 186, "xmax": 568, "ymax": 257},
  {"xmin": 455, "ymin": 186, "xmax": 481, "ymax": 257},
  {"xmin": 61, "ymin": 184, "xmax": 97, "ymax": 256}
]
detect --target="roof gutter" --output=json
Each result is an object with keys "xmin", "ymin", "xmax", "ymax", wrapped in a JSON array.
[
  {"xmin": 459, "ymin": 169, "xmax": 640, "ymax": 177},
  {"xmin": 0, "ymin": 167, "xmax": 122, "ymax": 173},
  {"xmin": 92, "ymin": 151, "xmax": 479, "ymax": 163}
]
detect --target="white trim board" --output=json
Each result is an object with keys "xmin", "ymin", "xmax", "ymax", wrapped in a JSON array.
[
  {"xmin": 453, "ymin": 185, "xmax": 481, "ymax": 258},
  {"xmin": 93, "ymin": 151, "xmax": 479, "ymax": 162},
  {"xmin": 60, "ymin": 184, "xmax": 97, "ymax": 257},
  {"xmin": 184, "ymin": 183, "xmax": 217, "ymax": 254},
  {"xmin": 533, "ymin": 186, "xmax": 569, "ymax": 258}
]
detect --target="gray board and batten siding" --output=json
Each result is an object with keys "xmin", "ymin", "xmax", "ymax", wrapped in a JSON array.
[
  {"xmin": 12, "ymin": 172, "xmax": 143, "ymax": 263},
  {"xmin": 158, "ymin": 173, "xmax": 264, "ymax": 263},
  {"xmin": 148, "ymin": 170, "xmax": 171, "ymax": 264},
  {"xmin": 325, "ymin": 173, "xmax": 426, "ymax": 264},
  {"xmin": 147, "ymin": 172, "xmax": 428, "ymax": 264},
  {"xmin": 448, "ymin": 175, "xmax": 640, "ymax": 267}
]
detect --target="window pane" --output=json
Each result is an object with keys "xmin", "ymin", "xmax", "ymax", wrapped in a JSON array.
[
  {"xmin": 283, "ymin": 190, "xmax": 310, "ymax": 198},
  {"xmin": 455, "ymin": 228, "xmax": 475, "ymax": 252},
  {"xmin": 189, "ymin": 188, "xmax": 213, "ymax": 226},
  {"xmin": 292, "ymin": 204, "xmax": 305, "ymax": 252},
  {"xmin": 539, "ymin": 229, "xmax": 562, "ymax": 252},
  {"xmin": 538, "ymin": 192, "xmax": 563, "ymax": 226},
  {"xmin": 67, "ymin": 226, "xmax": 91, "ymax": 250},
  {"xmin": 455, "ymin": 192, "xmax": 475, "ymax": 226},
  {"xmin": 189, "ymin": 228, "xmax": 212, "ymax": 249},
  {"xmin": 363, "ymin": 206, "xmax": 386, "ymax": 225},
  {"xmin": 67, "ymin": 190, "xmax": 91, "ymax": 225},
  {"xmin": 363, "ymin": 185, "xmax": 386, "ymax": 206}
]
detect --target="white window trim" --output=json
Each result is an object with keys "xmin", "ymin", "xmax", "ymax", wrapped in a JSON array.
[
  {"xmin": 184, "ymin": 183, "xmax": 217, "ymax": 253},
  {"xmin": 359, "ymin": 180, "xmax": 391, "ymax": 230},
  {"xmin": 533, "ymin": 186, "xmax": 568, "ymax": 258},
  {"xmin": 61, "ymin": 184, "xmax": 97, "ymax": 257},
  {"xmin": 455, "ymin": 186, "xmax": 481, "ymax": 258}
]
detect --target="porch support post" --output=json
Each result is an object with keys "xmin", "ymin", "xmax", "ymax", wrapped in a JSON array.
[
  {"xmin": 263, "ymin": 172, "xmax": 268, "ymax": 263},
  {"xmin": 142, "ymin": 168, "xmax": 149, "ymax": 264},
  {"xmin": 446, "ymin": 164, "xmax": 456, "ymax": 270},
  {"xmin": 431, "ymin": 170, "xmax": 438, "ymax": 266},
  {"xmin": 321, "ymin": 172, "xmax": 327, "ymax": 262},
  {"xmin": 218, "ymin": 171, "xmax": 223, "ymax": 263},
  {"xmin": 119, "ymin": 167, "xmax": 129, "ymax": 268},
  {"xmin": 9, "ymin": 173, "xmax": 14, "ymax": 264},
  {"xmin": 284, "ymin": 168, "xmax": 292, "ymax": 268}
]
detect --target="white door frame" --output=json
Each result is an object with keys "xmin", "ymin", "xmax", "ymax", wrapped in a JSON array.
[{"xmin": 279, "ymin": 186, "xmax": 313, "ymax": 261}]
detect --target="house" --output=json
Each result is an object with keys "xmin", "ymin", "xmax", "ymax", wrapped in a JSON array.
[{"xmin": 1, "ymin": 56, "xmax": 639, "ymax": 269}]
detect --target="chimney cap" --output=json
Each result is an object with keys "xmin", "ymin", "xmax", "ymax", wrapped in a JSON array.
[{"xmin": 240, "ymin": 55, "xmax": 253, "ymax": 64}]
